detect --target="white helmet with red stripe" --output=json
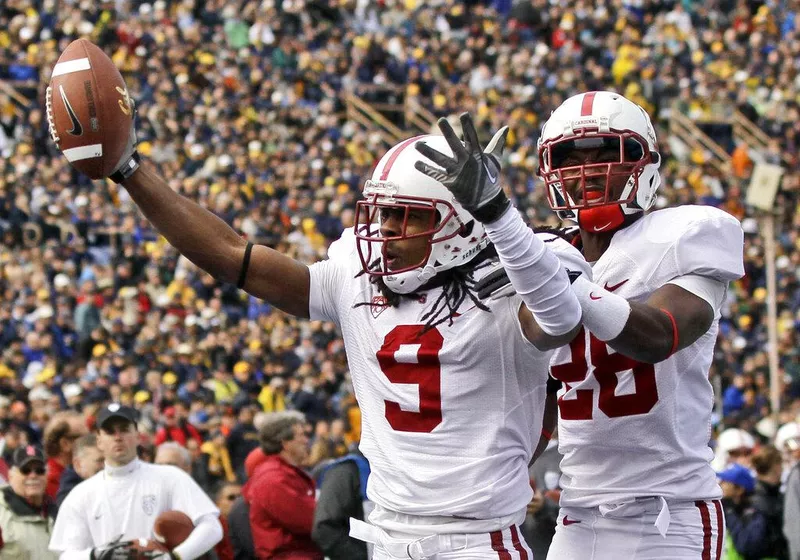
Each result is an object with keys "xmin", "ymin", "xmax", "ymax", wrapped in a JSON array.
[
  {"xmin": 355, "ymin": 134, "xmax": 489, "ymax": 294},
  {"xmin": 537, "ymin": 91, "xmax": 661, "ymax": 232}
]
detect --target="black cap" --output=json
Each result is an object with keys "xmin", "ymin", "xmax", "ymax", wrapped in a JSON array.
[
  {"xmin": 11, "ymin": 445, "xmax": 45, "ymax": 469},
  {"xmin": 96, "ymin": 403, "xmax": 139, "ymax": 429}
]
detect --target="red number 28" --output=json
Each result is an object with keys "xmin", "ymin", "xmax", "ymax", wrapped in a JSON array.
[
  {"xmin": 377, "ymin": 325, "xmax": 443, "ymax": 433},
  {"xmin": 551, "ymin": 327, "xmax": 658, "ymax": 419}
]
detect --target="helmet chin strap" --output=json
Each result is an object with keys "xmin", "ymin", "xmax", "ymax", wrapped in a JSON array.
[{"xmin": 577, "ymin": 204, "xmax": 626, "ymax": 233}]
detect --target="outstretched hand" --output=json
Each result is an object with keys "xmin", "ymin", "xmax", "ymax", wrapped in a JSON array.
[{"xmin": 414, "ymin": 112, "xmax": 510, "ymax": 223}]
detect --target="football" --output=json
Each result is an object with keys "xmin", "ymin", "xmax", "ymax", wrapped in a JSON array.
[
  {"xmin": 153, "ymin": 510, "xmax": 194, "ymax": 550},
  {"xmin": 46, "ymin": 38, "xmax": 133, "ymax": 179}
]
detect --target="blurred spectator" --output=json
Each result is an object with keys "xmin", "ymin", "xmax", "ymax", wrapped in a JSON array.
[
  {"xmin": 229, "ymin": 491, "xmax": 255, "ymax": 560},
  {"xmin": 719, "ymin": 463, "xmax": 772, "ymax": 560},
  {"xmin": 155, "ymin": 441, "xmax": 192, "ymax": 474},
  {"xmin": 258, "ymin": 377, "xmax": 288, "ymax": 414},
  {"xmin": 42, "ymin": 411, "xmax": 87, "ymax": 500},
  {"xmin": 0, "ymin": 421, "xmax": 24, "ymax": 483},
  {"xmin": 226, "ymin": 403, "xmax": 260, "ymax": 482},
  {"xmin": 307, "ymin": 419, "xmax": 347, "ymax": 469},
  {"xmin": 242, "ymin": 411, "xmax": 322, "ymax": 559},
  {"xmin": 0, "ymin": 446, "xmax": 57, "ymax": 559},
  {"xmin": 198, "ymin": 428, "xmax": 236, "ymax": 493},
  {"xmin": 56, "ymin": 433, "xmax": 103, "ymax": 509},
  {"xmin": 213, "ymin": 482, "xmax": 241, "ymax": 560},
  {"xmin": 785, "ymin": 454, "xmax": 800, "ymax": 560},
  {"xmin": 153, "ymin": 406, "xmax": 203, "ymax": 448},
  {"xmin": 712, "ymin": 428, "xmax": 755, "ymax": 471},
  {"xmin": 312, "ymin": 447, "xmax": 371, "ymax": 560},
  {"xmin": 522, "ymin": 438, "xmax": 563, "ymax": 559},
  {"xmin": 750, "ymin": 445, "xmax": 789, "ymax": 559}
]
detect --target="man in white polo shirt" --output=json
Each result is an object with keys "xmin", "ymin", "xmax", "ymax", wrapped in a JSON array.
[{"xmin": 49, "ymin": 403, "xmax": 222, "ymax": 560}]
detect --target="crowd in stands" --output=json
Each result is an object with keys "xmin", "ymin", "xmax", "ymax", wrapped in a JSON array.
[{"xmin": 0, "ymin": 0, "xmax": 799, "ymax": 557}]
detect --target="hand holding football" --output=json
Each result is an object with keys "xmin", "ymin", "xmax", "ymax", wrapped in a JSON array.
[{"xmin": 46, "ymin": 38, "xmax": 133, "ymax": 179}]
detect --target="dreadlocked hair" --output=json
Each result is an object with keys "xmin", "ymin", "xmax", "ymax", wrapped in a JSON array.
[{"xmin": 354, "ymin": 246, "xmax": 498, "ymax": 335}]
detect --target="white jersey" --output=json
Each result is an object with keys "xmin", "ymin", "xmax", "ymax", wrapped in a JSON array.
[
  {"xmin": 49, "ymin": 459, "xmax": 219, "ymax": 553},
  {"xmin": 309, "ymin": 244, "xmax": 565, "ymax": 522},
  {"xmin": 552, "ymin": 205, "xmax": 744, "ymax": 507}
]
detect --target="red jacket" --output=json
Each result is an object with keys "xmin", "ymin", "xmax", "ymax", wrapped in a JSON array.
[
  {"xmin": 153, "ymin": 422, "xmax": 203, "ymax": 447},
  {"xmin": 46, "ymin": 457, "xmax": 65, "ymax": 500},
  {"xmin": 242, "ymin": 455, "xmax": 322, "ymax": 560},
  {"xmin": 215, "ymin": 516, "xmax": 234, "ymax": 560}
]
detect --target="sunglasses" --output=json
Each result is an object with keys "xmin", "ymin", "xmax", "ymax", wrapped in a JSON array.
[
  {"xmin": 20, "ymin": 465, "xmax": 46, "ymax": 476},
  {"xmin": 728, "ymin": 448, "xmax": 752, "ymax": 458}
]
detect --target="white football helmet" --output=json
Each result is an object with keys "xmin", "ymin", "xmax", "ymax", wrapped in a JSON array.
[
  {"xmin": 537, "ymin": 91, "xmax": 662, "ymax": 232},
  {"xmin": 355, "ymin": 134, "xmax": 489, "ymax": 294}
]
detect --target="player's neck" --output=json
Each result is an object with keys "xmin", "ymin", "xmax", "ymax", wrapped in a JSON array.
[{"xmin": 579, "ymin": 231, "xmax": 614, "ymax": 262}]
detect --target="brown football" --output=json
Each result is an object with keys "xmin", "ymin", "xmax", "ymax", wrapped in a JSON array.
[
  {"xmin": 46, "ymin": 38, "xmax": 133, "ymax": 179},
  {"xmin": 153, "ymin": 510, "xmax": 194, "ymax": 550}
]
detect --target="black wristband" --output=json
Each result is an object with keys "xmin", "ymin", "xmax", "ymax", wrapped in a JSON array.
[
  {"xmin": 109, "ymin": 151, "xmax": 141, "ymax": 184},
  {"xmin": 471, "ymin": 191, "xmax": 511, "ymax": 223},
  {"xmin": 237, "ymin": 241, "xmax": 253, "ymax": 289}
]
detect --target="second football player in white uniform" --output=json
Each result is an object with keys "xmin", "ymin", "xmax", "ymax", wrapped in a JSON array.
[{"xmin": 472, "ymin": 92, "xmax": 745, "ymax": 560}]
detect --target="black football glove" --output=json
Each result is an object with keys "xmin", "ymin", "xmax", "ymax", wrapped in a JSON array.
[
  {"xmin": 414, "ymin": 113, "xmax": 510, "ymax": 223},
  {"xmin": 90, "ymin": 536, "xmax": 136, "ymax": 560}
]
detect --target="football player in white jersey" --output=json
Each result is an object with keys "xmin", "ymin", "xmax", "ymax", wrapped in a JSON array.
[
  {"xmin": 473, "ymin": 91, "xmax": 745, "ymax": 559},
  {"xmin": 52, "ymin": 108, "xmax": 591, "ymax": 558}
]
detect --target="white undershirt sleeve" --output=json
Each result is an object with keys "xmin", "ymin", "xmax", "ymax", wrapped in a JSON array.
[
  {"xmin": 172, "ymin": 513, "xmax": 223, "ymax": 560},
  {"xmin": 667, "ymin": 274, "xmax": 727, "ymax": 310},
  {"xmin": 484, "ymin": 206, "xmax": 582, "ymax": 336}
]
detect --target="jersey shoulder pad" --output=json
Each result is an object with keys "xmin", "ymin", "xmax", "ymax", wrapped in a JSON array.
[{"xmin": 643, "ymin": 205, "xmax": 744, "ymax": 282}]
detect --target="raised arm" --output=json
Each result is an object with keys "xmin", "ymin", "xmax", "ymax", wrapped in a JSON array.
[
  {"xmin": 414, "ymin": 114, "xmax": 582, "ymax": 350},
  {"xmin": 50, "ymin": 100, "xmax": 312, "ymax": 318}
]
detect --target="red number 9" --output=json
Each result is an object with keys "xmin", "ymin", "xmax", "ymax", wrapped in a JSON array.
[{"xmin": 377, "ymin": 325, "xmax": 444, "ymax": 433}]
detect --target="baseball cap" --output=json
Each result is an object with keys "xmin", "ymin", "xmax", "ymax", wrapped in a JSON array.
[
  {"xmin": 96, "ymin": 403, "xmax": 139, "ymax": 429},
  {"xmin": 717, "ymin": 464, "xmax": 755, "ymax": 494},
  {"xmin": 11, "ymin": 445, "xmax": 45, "ymax": 469}
]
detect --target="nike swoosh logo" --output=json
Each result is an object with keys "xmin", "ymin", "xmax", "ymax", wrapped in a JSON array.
[
  {"xmin": 483, "ymin": 160, "xmax": 497, "ymax": 184},
  {"xmin": 59, "ymin": 85, "xmax": 83, "ymax": 136},
  {"xmin": 589, "ymin": 293, "xmax": 602, "ymax": 300},
  {"xmin": 563, "ymin": 515, "xmax": 581, "ymax": 526},
  {"xmin": 592, "ymin": 221, "xmax": 613, "ymax": 232},
  {"xmin": 604, "ymin": 279, "xmax": 629, "ymax": 292}
]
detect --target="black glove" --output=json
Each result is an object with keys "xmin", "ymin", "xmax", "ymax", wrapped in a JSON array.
[
  {"xmin": 90, "ymin": 536, "xmax": 135, "ymax": 560},
  {"xmin": 414, "ymin": 113, "xmax": 510, "ymax": 223}
]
